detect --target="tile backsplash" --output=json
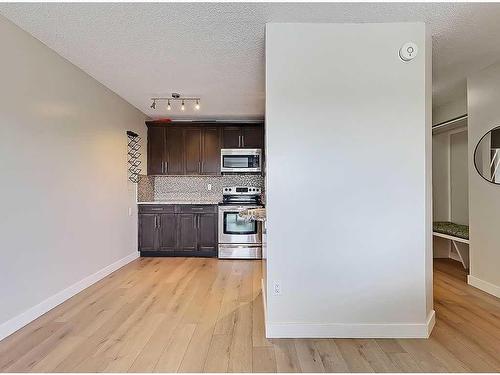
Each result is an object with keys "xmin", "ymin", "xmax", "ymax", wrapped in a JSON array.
[{"xmin": 137, "ymin": 174, "xmax": 264, "ymax": 203}]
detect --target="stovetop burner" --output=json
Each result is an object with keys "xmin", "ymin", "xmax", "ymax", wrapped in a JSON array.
[{"xmin": 219, "ymin": 186, "xmax": 262, "ymax": 206}]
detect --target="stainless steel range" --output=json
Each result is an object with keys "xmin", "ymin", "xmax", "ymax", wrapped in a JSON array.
[{"xmin": 218, "ymin": 186, "xmax": 263, "ymax": 259}]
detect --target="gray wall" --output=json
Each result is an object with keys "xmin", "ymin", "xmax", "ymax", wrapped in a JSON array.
[
  {"xmin": 467, "ymin": 61, "xmax": 500, "ymax": 296},
  {"xmin": 265, "ymin": 23, "xmax": 433, "ymax": 338},
  {"xmin": 0, "ymin": 15, "xmax": 146, "ymax": 337}
]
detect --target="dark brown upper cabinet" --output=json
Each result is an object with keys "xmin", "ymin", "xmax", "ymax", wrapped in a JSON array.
[
  {"xmin": 146, "ymin": 122, "xmax": 262, "ymax": 175},
  {"xmin": 201, "ymin": 127, "xmax": 222, "ymax": 175},
  {"xmin": 184, "ymin": 128, "xmax": 202, "ymax": 175},
  {"xmin": 166, "ymin": 127, "xmax": 184, "ymax": 175},
  {"xmin": 222, "ymin": 125, "xmax": 264, "ymax": 149},
  {"xmin": 147, "ymin": 127, "xmax": 166, "ymax": 175},
  {"xmin": 242, "ymin": 126, "xmax": 264, "ymax": 148},
  {"xmin": 222, "ymin": 127, "xmax": 241, "ymax": 148}
]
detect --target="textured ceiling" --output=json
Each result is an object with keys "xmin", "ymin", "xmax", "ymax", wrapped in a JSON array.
[{"xmin": 2, "ymin": 3, "xmax": 500, "ymax": 119}]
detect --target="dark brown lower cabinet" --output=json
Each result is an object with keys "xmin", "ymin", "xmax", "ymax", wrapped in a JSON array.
[
  {"xmin": 138, "ymin": 213, "xmax": 157, "ymax": 251},
  {"xmin": 138, "ymin": 204, "xmax": 217, "ymax": 257},
  {"xmin": 158, "ymin": 214, "xmax": 177, "ymax": 251},
  {"xmin": 197, "ymin": 213, "xmax": 217, "ymax": 252},
  {"xmin": 178, "ymin": 214, "xmax": 198, "ymax": 252}
]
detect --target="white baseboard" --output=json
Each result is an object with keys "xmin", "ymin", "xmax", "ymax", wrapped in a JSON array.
[
  {"xmin": 266, "ymin": 310, "xmax": 435, "ymax": 339},
  {"xmin": 468, "ymin": 275, "xmax": 500, "ymax": 298},
  {"xmin": 0, "ymin": 252, "xmax": 139, "ymax": 341},
  {"xmin": 261, "ymin": 278, "xmax": 268, "ymax": 338}
]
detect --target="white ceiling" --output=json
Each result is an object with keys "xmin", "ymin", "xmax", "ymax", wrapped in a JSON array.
[{"xmin": 2, "ymin": 2, "xmax": 500, "ymax": 119}]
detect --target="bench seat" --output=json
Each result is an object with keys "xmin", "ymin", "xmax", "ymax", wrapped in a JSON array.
[
  {"xmin": 433, "ymin": 221, "xmax": 469, "ymax": 241},
  {"xmin": 433, "ymin": 221, "xmax": 469, "ymax": 269}
]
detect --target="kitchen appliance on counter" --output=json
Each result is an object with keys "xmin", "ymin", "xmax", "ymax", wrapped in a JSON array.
[
  {"xmin": 218, "ymin": 186, "xmax": 263, "ymax": 259},
  {"xmin": 221, "ymin": 149, "xmax": 262, "ymax": 173}
]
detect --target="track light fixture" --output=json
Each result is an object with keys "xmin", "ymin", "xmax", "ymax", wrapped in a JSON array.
[{"xmin": 149, "ymin": 93, "xmax": 201, "ymax": 112}]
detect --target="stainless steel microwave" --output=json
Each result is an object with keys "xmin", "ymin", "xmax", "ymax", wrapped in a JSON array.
[{"xmin": 220, "ymin": 149, "xmax": 262, "ymax": 173}]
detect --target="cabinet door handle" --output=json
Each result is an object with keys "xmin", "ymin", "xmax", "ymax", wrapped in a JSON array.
[
  {"xmin": 157, "ymin": 215, "xmax": 161, "ymax": 228},
  {"xmin": 239, "ymin": 135, "xmax": 242, "ymax": 147},
  {"xmin": 241, "ymin": 135, "xmax": 244, "ymax": 147},
  {"xmin": 164, "ymin": 161, "xmax": 168, "ymax": 174},
  {"xmin": 154, "ymin": 216, "xmax": 157, "ymax": 228}
]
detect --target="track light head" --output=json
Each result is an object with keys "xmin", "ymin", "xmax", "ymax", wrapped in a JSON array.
[
  {"xmin": 195, "ymin": 100, "xmax": 200, "ymax": 110},
  {"xmin": 150, "ymin": 100, "xmax": 156, "ymax": 109},
  {"xmin": 167, "ymin": 100, "xmax": 171, "ymax": 111},
  {"xmin": 181, "ymin": 100, "xmax": 185, "ymax": 111}
]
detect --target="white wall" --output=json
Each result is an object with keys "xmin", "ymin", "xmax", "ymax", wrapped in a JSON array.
[
  {"xmin": 265, "ymin": 23, "xmax": 433, "ymax": 338},
  {"xmin": 433, "ymin": 97, "xmax": 467, "ymax": 126},
  {"xmin": 432, "ymin": 131, "xmax": 451, "ymax": 258},
  {"xmin": 467, "ymin": 61, "xmax": 500, "ymax": 297},
  {"xmin": 450, "ymin": 131, "xmax": 469, "ymax": 225},
  {"xmin": 432, "ymin": 126, "xmax": 469, "ymax": 262},
  {"xmin": 433, "ymin": 132, "xmax": 450, "ymax": 221},
  {"xmin": 0, "ymin": 15, "xmax": 147, "ymax": 339}
]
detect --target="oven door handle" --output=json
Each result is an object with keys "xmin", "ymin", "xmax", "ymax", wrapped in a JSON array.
[{"xmin": 219, "ymin": 207, "xmax": 249, "ymax": 213}]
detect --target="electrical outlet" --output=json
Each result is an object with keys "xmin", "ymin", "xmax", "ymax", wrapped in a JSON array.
[
  {"xmin": 273, "ymin": 281, "xmax": 282, "ymax": 296},
  {"xmin": 207, "ymin": 183, "xmax": 212, "ymax": 191}
]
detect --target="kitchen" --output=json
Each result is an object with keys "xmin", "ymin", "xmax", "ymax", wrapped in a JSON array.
[
  {"xmin": 4, "ymin": 3, "xmax": 500, "ymax": 372},
  {"xmin": 137, "ymin": 119, "xmax": 266, "ymax": 260}
]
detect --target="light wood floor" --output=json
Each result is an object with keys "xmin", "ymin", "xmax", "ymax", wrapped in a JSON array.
[{"xmin": 1, "ymin": 257, "xmax": 500, "ymax": 373}]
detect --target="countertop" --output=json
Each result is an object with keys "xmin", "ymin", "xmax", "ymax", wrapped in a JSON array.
[{"xmin": 137, "ymin": 201, "xmax": 220, "ymax": 205}]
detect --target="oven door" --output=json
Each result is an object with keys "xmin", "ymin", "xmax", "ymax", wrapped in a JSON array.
[{"xmin": 218, "ymin": 206, "xmax": 262, "ymax": 244}]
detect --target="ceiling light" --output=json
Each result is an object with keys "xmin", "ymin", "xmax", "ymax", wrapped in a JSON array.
[{"xmin": 149, "ymin": 95, "xmax": 200, "ymax": 112}]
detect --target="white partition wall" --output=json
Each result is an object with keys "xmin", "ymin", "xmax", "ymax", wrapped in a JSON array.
[
  {"xmin": 265, "ymin": 23, "xmax": 433, "ymax": 338},
  {"xmin": 467, "ymin": 62, "xmax": 500, "ymax": 298}
]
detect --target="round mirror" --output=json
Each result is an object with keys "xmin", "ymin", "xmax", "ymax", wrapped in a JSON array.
[{"xmin": 474, "ymin": 126, "xmax": 500, "ymax": 184}]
